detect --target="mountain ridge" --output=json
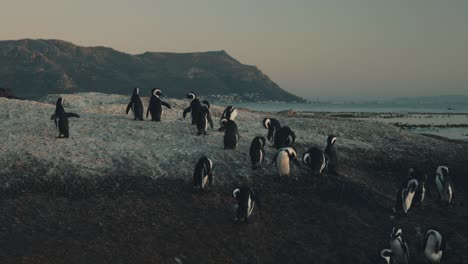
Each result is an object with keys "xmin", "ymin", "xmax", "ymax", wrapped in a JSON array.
[{"xmin": 0, "ymin": 39, "xmax": 304, "ymax": 102}]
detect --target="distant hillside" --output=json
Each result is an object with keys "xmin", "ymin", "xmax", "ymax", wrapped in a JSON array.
[{"xmin": 0, "ymin": 39, "xmax": 304, "ymax": 102}]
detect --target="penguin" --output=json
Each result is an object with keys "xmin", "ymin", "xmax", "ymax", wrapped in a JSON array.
[
  {"xmin": 183, "ymin": 92, "xmax": 202, "ymax": 125},
  {"xmin": 146, "ymin": 88, "xmax": 171, "ymax": 121},
  {"xmin": 423, "ymin": 229, "xmax": 445, "ymax": 264},
  {"xmin": 273, "ymin": 147, "xmax": 299, "ymax": 178},
  {"xmin": 389, "ymin": 227, "xmax": 410, "ymax": 264},
  {"xmin": 324, "ymin": 135, "xmax": 339, "ymax": 175},
  {"xmin": 126, "ymin": 87, "xmax": 144, "ymax": 121},
  {"xmin": 196, "ymin": 100, "xmax": 214, "ymax": 135},
  {"xmin": 223, "ymin": 119, "xmax": 240, "ymax": 150},
  {"xmin": 263, "ymin": 118, "xmax": 281, "ymax": 146},
  {"xmin": 218, "ymin": 105, "xmax": 237, "ymax": 131},
  {"xmin": 193, "ymin": 156, "xmax": 213, "ymax": 191},
  {"xmin": 395, "ymin": 178, "xmax": 419, "ymax": 215},
  {"xmin": 408, "ymin": 168, "xmax": 427, "ymax": 206},
  {"xmin": 249, "ymin": 136, "xmax": 266, "ymax": 170},
  {"xmin": 232, "ymin": 186, "xmax": 260, "ymax": 223},
  {"xmin": 50, "ymin": 97, "xmax": 80, "ymax": 138},
  {"xmin": 302, "ymin": 147, "xmax": 327, "ymax": 177},
  {"xmin": 435, "ymin": 166, "xmax": 454, "ymax": 205},
  {"xmin": 379, "ymin": 249, "xmax": 392, "ymax": 264},
  {"xmin": 273, "ymin": 126, "xmax": 296, "ymax": 149}
]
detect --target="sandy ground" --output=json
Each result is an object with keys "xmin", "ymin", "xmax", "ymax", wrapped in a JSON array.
[{"xmin": 0, "ymin": 93, "xmax": 468, "ymax": 263}]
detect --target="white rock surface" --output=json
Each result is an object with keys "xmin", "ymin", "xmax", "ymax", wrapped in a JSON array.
[{"xmin": 0, "ymin": 92, "xmax": 451, "ymax": 187}]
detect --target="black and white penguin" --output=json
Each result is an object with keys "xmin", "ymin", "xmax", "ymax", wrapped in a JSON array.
[
  {"xmin": 146, "ymin": 88, "xmax": 171, "ymax": 121},
  {"xmin": 435, "ymin": 166, "xmax": 454, "ymax": 205},
  {"xmin": 126, "ymin": 87, "xmax": 144, "ymax": 121},
  {"xmin": 50, "ymin": 97, "xmax": 80, "ymax": 138},
  {"xmin": 263, "ymin": 118, "xmax": 281, "ymax": 146},
  {"xmin": 193, "ymin": 156, "xmax": 214, "ymax": 191},
  {"xmin": 223, "ymin": 119, "xmax": 240, "ymax": 150},
  {"xmin": 232, "ymin": 186, "xmax": 260, "ymax": 223},
  {"xmin": 423, "ymin": 229, "xmax": 445, "ymax": 264},
  {"xmin": 302, "ymin": 147, "xmax": 327, "ymax": 177},
  {"xmin": 395, "ymin": 178, "xmax": 419, "ymax": 215},
  {"xmin": 389, "ymin": 227, "xmax": 410, "ymax": 264},
  {"xmin": 408, "ymin": 168, "xmax": 427, "ymax": 206},
  {"xmin": 196, "ymin": 100, "xmax": 214, "ymax": 135},
  {"xmin": 324, "ymin": 135, "xmax": 339, "ymax": 175},
  {"xmin": 379, "ymin": 249, "xmax": 392, "ymax": 264},
  {"xmin": 183, "ymin": 92, "xmax": 202, "ymax": 125},
  {"xmin": 218, "ymin": 105, "xmax": 237, "ymax": 131},
  {"xmin": 273, "ymin": 126, "xmax": 296, "ymax": 149},
  {"xmin": 273, "ymin": 147, "xmax": 299, "ymax": 178},
  {"xmin": 249, "ymin": 136, "xmax": 266, "ymax": 170}
]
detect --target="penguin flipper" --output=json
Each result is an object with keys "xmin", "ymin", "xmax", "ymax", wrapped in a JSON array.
[
  {"xmin": 272, "ymin": 151, "xmax": 279, "ymax": 166},
  {"xmin": 50, "ymin": 113, "xmax": 57, "ymax": 120},
  {"xmin": 126, "ymin": 102, "xmax": 132, "ymax": 114},
  {"xmin": 66, "ymin": 113, "xmax": 80, "ymax": 118},
  {"xmin": 207, "ymin": 112, "xmax": 214, "ymax": 129},
  {"xmin": 402, "ymin": 241, "xmax": 409, "ymax": 259},
  {"xmin": 252, "ymin": 191, "xmax": 262, "ymax": 210},
  {"xmin": 183, "ymin": 107, "xmax": 191, "ymax": 118},
  {"xmin": 162, "ymin": 101, "xmax": 171, "ymax": 109},
  {"xmin": 440, "ymin": 235, "xmax": 446, "ymax": 252}
]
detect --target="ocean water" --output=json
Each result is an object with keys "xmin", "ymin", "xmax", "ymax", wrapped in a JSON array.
[
  {"xmin": 231, "ymin": 102, "xmax": 468, "ymax": 141},
  {"xmin": 234, "ymin": 102, "xmax": 468, "ymax": 114}
]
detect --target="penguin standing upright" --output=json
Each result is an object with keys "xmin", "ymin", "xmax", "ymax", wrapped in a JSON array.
[
  {"xmin": 435, "ymin": 166, "xmax": 454, "ymax": 205},
  {"xmin": 193, "ymin": 156, "xmax": 214, "ymax": 191},
  {"xmin": 389, "ymin": 227, "xmax": 409, "ymax": 264},
  {"xmin": 408, "ymin": 168, "xmax": 427, "ymax": 206},
  {"xmin": 273, "ymin": 126, "xmax": 296, "ymax": 149},
  {"xmin": 423, "ymin": 229, "xmax": 445, "ymax": 264},
  {"xmin": 395, "ymin": 178, "xmax": 419, "ymax": 215},
  {"xmin": 218, "ymin": 105, "xmax": 237, "ymax": 131},
  {"xmin": 324, "ymin": 135, "xmax": 339, "ymax": 175},
  {"xmin": 249, "ymin": 136, "xmax": 266, "ymax": 170},
  {"xmin": 196, "ymin": 101, "xmax": 214, "ymax": 135},
  {"xmin": 263, "ymin": 118, "xmax": 281, "ymax": 146},
  {"xmin": 50, "ymin": 97, "xmax": 80, "ymax": 138},
  {"xmin": 302, "ymin": 147, "xmax": 327, "ymax": 177},
  {"xmin": 183, "ymin": 92, "xmax": 202, "ymax": 125},
  {"xmin": 223, "ymin": 120, "xmax": 240, "ymax": 150},
  {"xmin": 273, "ymin": 147, "xmax": 299, "ymax": 178},
  {"xmin": 232, "ymin": 186, "xmax": 260, "ymax": 223},
  {"xmin": 126, "ymin": 87, "xmax": 144, "ymax": 121},
  {"xmin": 146, "ymin": 88, "xmax": 171, "ymax": 121}
]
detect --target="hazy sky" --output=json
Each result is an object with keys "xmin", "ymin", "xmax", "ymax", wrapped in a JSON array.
[{"xmin": 1, "ymin": 0, "xmax": 467, "ymax": 99}]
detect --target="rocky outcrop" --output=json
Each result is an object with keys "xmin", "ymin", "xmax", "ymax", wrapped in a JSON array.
[{"xmin": 0, "ymin": 88, "xmax": 22, "ymax": 99}]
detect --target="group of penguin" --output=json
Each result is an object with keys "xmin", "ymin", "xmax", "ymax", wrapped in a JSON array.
[
  {"xmin": 50, "ymin": 87, "xmax": 171, "ymax": 138},
  {"xmin": 380, "ymin": 166, "xmax": 455, "ymax": 263},
  {"xmin": 183, "ymin": 94, "xmax": 341, "ymax": 224},
  {"xmin": 50, "ymin": 88, "xmax": 340, "ymax": 223},
  {"xmin": 50, "ymin": 88, "xmax": 455, "ymax": 261},
  {"xmin": 126, "ymin": 87, "xmax": 172, "ymax": 122}
]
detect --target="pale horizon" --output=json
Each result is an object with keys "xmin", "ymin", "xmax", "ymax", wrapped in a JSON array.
[{"xmin": 1, "ymin": 0, "xmax": 467, "ymax": 100}]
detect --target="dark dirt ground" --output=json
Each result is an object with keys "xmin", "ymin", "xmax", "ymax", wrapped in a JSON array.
[{"xmin": 0, "ymin": 139, "xmax": 467, "ymax": 264}]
